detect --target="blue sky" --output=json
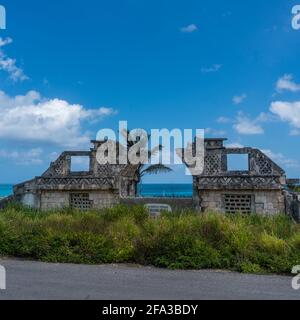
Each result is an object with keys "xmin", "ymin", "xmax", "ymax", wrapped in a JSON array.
[{"xmin": 0, "ymin": 0, "xmax": 300, "ymax": 183}]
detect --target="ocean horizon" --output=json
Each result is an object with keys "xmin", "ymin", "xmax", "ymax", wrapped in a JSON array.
[
  {"xmin": 0, "ymin": 183, "xmax": 193, "ymax": 198},
  {"xmin": 0, "ymin": 184, "xmax": 13, "ymax": 198}
]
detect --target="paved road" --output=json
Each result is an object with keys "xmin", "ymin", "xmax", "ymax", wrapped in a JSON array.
[{"xmin": 0, "ymin": 258, "xmax": 299, "ymax": 300}]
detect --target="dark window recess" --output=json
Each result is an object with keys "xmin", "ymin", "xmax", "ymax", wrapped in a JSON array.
[
  {"xmin": 70, "ymin": 193, "xmax": 92, "ymax": 210},
  {"xmin": 224, "ymin": 194, "xmax": 252, "ymax": 214}
]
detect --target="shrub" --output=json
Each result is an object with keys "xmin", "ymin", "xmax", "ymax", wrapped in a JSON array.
[
  {"xmin": 259, "ymin": 233, "xmax": 290, "ymax": 256},
  {"xmin": 239, "ymin": 262, "xmax": 265, "ymax": 274},
  {"xmin": 0, "ymin": 204, "xmax": 300, "ymax": 274}
]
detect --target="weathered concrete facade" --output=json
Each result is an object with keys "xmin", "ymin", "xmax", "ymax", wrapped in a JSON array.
[
  {"xmin": 1, "ymin": 137, "xmax": 299, "ymax": 217},
  {"xmin": 190, "ymin": 138, "xmax": 287, "ymax": 214},
  {"xmin": 284, "ymin": 190, "xmax": 300, "ymax": 222},
  {"xmin": 13, "ymin": 141, "xmax": 139, "ymax": 210}
]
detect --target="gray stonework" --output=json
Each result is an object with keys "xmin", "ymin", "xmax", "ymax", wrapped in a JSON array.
[
  {"xmin": 199, "ymin": 190, "xmax": 285, "ymax": 215},
  {"xmin": 284, "ymin": 191, "xmax": 300, "ymax": 222},
  {"xmin": 11, "ymin": 140, "xmax": 139, "ymax": 210},
  {"xmin": 121, "ymin": 197, "xmax": 194, "ymax": 211},
  {"xmin": 182, "ymin": 138, "xmax": 299, "ymax": 216},
  {"xmin": 0, "ymin": 138, "xmax": 299, "ymax": 217}
]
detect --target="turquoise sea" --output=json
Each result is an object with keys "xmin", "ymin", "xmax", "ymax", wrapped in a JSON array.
[
  {"xmin": 0, "ymin": 184, "xmax": 13, "ymax": 198},
  {"xmin": 138, "ymin": 184, "xmax": 192, "ymax": 198},
  {"xmin": 0, "ymin": 184, "xmax": 192, "ymax": 198}
]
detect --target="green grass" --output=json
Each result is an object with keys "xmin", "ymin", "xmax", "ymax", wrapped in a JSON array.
[
  {"xmin": 0, "ymin": 203, "xmax": 300, "ymax": 274},
  {"xmin": 288, "ymin": 186, "xmax": 300, "ymax": 193}
]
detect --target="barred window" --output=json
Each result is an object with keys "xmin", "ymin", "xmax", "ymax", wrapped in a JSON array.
[
  {"xmin": 70, "ymin": 193, "xmax": 92, "ymax": 210},
  {"xmin": 224, "ymin": 194, "xmax": 253, "ymax": 214}
]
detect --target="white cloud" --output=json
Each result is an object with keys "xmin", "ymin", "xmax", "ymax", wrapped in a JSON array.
[
  {"xmin": 0, "ymin": 90, "xmax": 117, "ymax": 147},
  {"xmin": 180, "ymin": 24, "xmax": 198, "ymax": 33},
  {"xmin": 256, "ymin": 112, "xmax": 277, "ymax": 123},
  {"xmin": 0, "ymin": 37, "xmax": 28, "ymax": 82},
  {"xmin": 201, "ymin": 64, "xmax": 222, "ymax": 73},
  {"xmin": 0, "ymin": 38, "xmax": 12, "ymax": 47},
  {"xmin": 290, "ymin": 129, "xmax": 300, "ymax": 136},
  {"xmin": 233, "ymin": 114, "xmax": 264, "ymax": 135},
  {"xmin": 276, "ymin": 74, "xmax": 300, "ymax": 93},
  {"xmin": 0, "ymin": 148, "xmax": 43, "ymax": 165},
  {"xmin": 217, "ymin": 112, "xmax": 278, "ymax": 124},
  {"xmin": 217, "ymin": 116, "xmax": 232, "ymax": 124},
  {"xmin": 270, "ymin": 101, "xmax": 300, "ymax": 129},
  {"xmin": 204, "ymin": 128, "xmax": 226, "ymax": 136},
  {"xmin": 49, "ymin": 151, "xmax": 59, "ymax": 161},
  {"xmin": 262, "ymin": 149, "xmax": 300, "ymax": 169},
  {"xmin": 233, "ymin": 94, "xmax": 247, "ymax": 105}
]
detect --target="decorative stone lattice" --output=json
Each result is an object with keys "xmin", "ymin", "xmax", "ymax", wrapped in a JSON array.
[
  {"xmin": 204, "ymin": 153, "xmax": 220, "ymax": 175},
  {"xmin": 224, "ymin": 194, "xmax": 252, "ymax": 214},
  {"xmin": 255, "ymin": 153, "xmax": 273, "ymax": 175},
  {"xmin": 199, "ymin": 176, "xmax": 281, "ymax": 189},
  {"xmin": 11, "ymin": 141, "xmax": 140, "ymax": 210},
  {"xmin": 53, "ymin": 159, "xmax": 65, "ymax": 175},
  {"xmin": 97, "ymin": 164, "xmax": 129, "ymax": 177},
  {"xmin": 97, "ymin": 165, "xmax": 112, "ymax": 176},
  {"xmin": 36, "ymin": 177, "xmax": 115, "ymax": 187},
  {"xmin": 70, "ymin": 193, "xmax": 92, "ymax": 210},
  {"xmin": 179, "ymin": 138, "xmax": 287, "ymax": 215}
]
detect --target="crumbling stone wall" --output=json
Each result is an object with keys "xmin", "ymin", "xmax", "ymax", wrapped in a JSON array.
[
  {"xmin": 199, "ymin": 190, "xmax": 285, "ymax": 215},
  {"xmin": 1, "ymin": 138, "xmax": 298, "ymax": 216},
  {"xmin": 284, "ymin": 191, "xmax": 300, "ymax": 222},
  {"xmin": 40, "ymin": 190, "xmax": 120, "ymax": 210},
  {"xmin": 185, "ymin": 138, "xmax": 288, "ymax": 215},
  {"xmin": 40, "ymin": 191, "xmax": 69, "ymax": 210},
  {"xmin": 12, "ymin": 141, "xmax": 139, "ymax": 210}
]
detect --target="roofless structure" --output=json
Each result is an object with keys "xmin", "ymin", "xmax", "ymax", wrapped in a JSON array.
[{"xmin": 1, "ymin": 138, "xmax": 299, "ymax": 220}]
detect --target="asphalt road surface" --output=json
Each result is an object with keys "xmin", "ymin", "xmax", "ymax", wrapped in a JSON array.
[{"xmin": 0, "ymin": 258, "xmax": 299, "ymax": 300}]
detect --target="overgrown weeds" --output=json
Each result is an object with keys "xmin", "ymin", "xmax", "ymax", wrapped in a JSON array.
[{"xmin": 0, "ymin": 204, "xmax": 299, "ymax": 274}]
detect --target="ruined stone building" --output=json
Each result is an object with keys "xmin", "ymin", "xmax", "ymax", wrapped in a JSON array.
[
  {"xmin": 1, "ymin": 138, "xmax": 299, "ymax": 218},
  {"xmin": 191, "ymin": 139, "xmax": 287, "ymax": 215},
  {"xmin": 12, "ymin": 140, "xmax": 139, "ymax": 210}
]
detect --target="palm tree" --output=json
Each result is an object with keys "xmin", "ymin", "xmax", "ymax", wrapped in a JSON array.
[{"xmin": 120, "ymin": 129, "xmax": 173, "ymax": 191}]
